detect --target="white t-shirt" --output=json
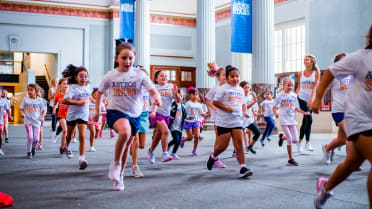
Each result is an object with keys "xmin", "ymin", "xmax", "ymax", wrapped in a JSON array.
[
  {"xmin": 88, "ymin": 97, "xmax": 105, "ymax": 122},
  {"xmin": 206, "ymin": 86, "xmax": 218, "ymax": 122},
  {"xmin": 329, "ymin": 49, "xmax": 372, "ymax": 137},
  {"xmin": 273, "ymin": 92, "xmax": 300, "ymax": 126},
  {"xmin": 155, "ymin": 83, "xmax": 174, "ymax": 117},
  {"xmin": 0, "ymin": 98, "xmax": 10, "ymax": 124},
  {"xmin": 242, "ymin": 95, "xmax": 255, "ymax": 127},
  {"xmin": 20, "ymin": 96, "xmax": 47, "ymax": 127},
  {"xmin": 214, "ymin": 83, "xmax": 244, "ymax": 128},
  {"xmin": 170, "ymin": 103, "xmax": 183, "ymax": 132},
  {"xmin": 185, "ymin": 100, "xmax": 204, "ymax": 123},
  {"xmin": 142, "ymin": 89, "xmax": 151, "ymax": 113},
  {"xmin": 99, "ymin": 68, "xmax": 155, "ymax": 118},
  {"xmin": 298, "ymin": 71, "xmax": 316, "ymax": 102},
  {"xmin": 329, "ymin": 75, "xmax": 353, "ymax": 113},
  {"xmin": 200, "ymin": 103, "xmax": 208, "ymax": 122},
  {"xmin": 64, "ymin": 84, "xmax": 90, "ymax": 121},
  {"xmin": 260, "ymin": 99, "xmax": 275, "ymax": 118}
]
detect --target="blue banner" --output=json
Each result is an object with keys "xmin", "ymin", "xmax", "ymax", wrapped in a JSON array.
[
  {"xmin": 119, "ymin": 0, "xmax": 135, "ymax": 42},
  {"xmin": 231, "ymin": 0, "xmax": 252, "ymax": 53}
]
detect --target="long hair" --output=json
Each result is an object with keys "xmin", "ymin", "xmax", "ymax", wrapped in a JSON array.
[
  {"xmin": 62, "ymin": 64, "xmax": 88, "ymax": 84},
  {"xmin": 239, "ymin": 81, "xmax": 249, "ymax": 88},
  {"xmin": 305, "ymin": 55, "xmax": 319, "ymax": 72},
  {"xmin": 27, "ymin": 83, "xmax": 41, "ymax": 97},
  {"xmin": 154, "ymin": 70, "xmax": 162, "ymax": 84},
  {"xmin": 366, "ymin": 24, "xmax": 372, "ymax": 49},
  {"xmin": 333, "ymin": 52, "xmax": 347, "ymax": 63},
  {"xmin": 114, "ymin": 42, "xmax": 136, "ymax": 68}
]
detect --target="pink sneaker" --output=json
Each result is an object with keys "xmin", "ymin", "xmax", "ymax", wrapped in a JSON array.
[
  {"xmin": 110, "ymin": 131, "xmax": 114, "ymax": 138},
  {"xmin": 192, "ymin": 150, "xmax": 198, "ymax": 156},
  {"xmin": 108, "ymin": 162, "xmax": 121, "ymax": 182},
  {"xmin": 162, "ymin": 153, "xmax": 173, "ymax": 162},
  {"xmin": 214, "ymin": 158, "xmax": 226, "ymax": 168}
]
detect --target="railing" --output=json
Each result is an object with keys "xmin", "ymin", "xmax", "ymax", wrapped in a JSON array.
[{"xmin": 43, "ymin": 64, "xmax": 52, "ymax": 87}]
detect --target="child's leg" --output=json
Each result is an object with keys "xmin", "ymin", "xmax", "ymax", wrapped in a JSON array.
[
  {"xmin": 99, "ymin": 118, "xmax": 106, "ymax": 137},
  {"xmin": 95, "ymin": 123, "xmax": 100, "ymax": 139},
  {"xmin": 171, "ymin": 131, "xmax": 182, "ymax": 154},
  {"xmin": 183, "ymin": 129, "xmax": 193, "ymax": 141},
  {"xmin": 25, "ymin": 124, "xmax": 33, "ymax": 153},
  {"xmin": 231, "ymin": 129, "xmax": 245, "ymax": 165},
  {"xmin": 326, "ymin": 121, "xmax": 347, "ymax": 152},
  {"xmin": 38, "ymin": 126, "xmax": 43, "ymax": 146},
  {"xmin": 242, "ymin": 128, "xmax": 248, "ymax": 148},
  {"xmin": 267, "ymin": 118, "xmax": 275, "ymax": 137},
  {"xmin": 88, "ymin": 124, "xmax": 95, "ymax": 147},
  {"xmin": 213, "ymin": 132, "xmax": 232, "ymax": 157},
  {"xmin": 32, "ymin": 126, "xmax": 40, "ymax": 149},
  {"xmin": 247, "ymin": 129, "xmax": 252, "ymax": 143},
  {"xmin": 4, "ymin": 117, "xmax": 8, "ymax": 139},
  {"xmin": 132, "ymin": 134, "xmax": 139, "ymax": 166},
  {"xmin": 261, "ymin": 117, "xmax": 271, "ymax": 142},
  {"xmin": 60, "ymin": 119, "xmax": 67, "ymax": 149},
  {"xmin": 248, "ymin": 123, "xmax": 261, "ymax": 146},
  {"xmin": 193, "ymin": 127, "xmax": 200, "ymax": 151},
  {"xmin": 150, "ymin": 125, "xmax": 162, "ymax": 152},
  {"xmin": 66, "ymin": 124, "xmax": 76, "ymax": 147},
  {"xmin": 281, "ymin": 125, "xmax": 293, "ymax": 160},
  {"xmin": 121, "ymin": 135, "xmax": 136, "ymax": 173},
  {"xmin": 77, "ymin": 123, "xmax": 87, "ymax": 156},
  {"xmin": 158, "ymin": 121, "xmax": 170, "ymax": 152},
  {"xmin": 0, "ymin": 128, "xmax": 3, "ymax": 149},
  {"xmin": 112, "ymin": 118, "xmax": 132, "ymax": 163}
]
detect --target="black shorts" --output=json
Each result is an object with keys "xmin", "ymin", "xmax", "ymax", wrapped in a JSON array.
[
  {"xmin": 348, "ymin": 129, "xmax": 372, "ymax": 141},
  {"xmin": 107, "ymin": 110, "xmax": 140, "ymax": 136},
  {"xmin": 216, "ymin": 126, "xmax": 242, "ymax": 136},
  {"xmin": 67, "ymin": 119, "xmax": 88, "ymax": 126}
]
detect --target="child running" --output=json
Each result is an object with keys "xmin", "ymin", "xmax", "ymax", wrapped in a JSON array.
[
  {"xmin": 148, "ymin": 70, "xmax": 181, "ymax": 164},
  {"xmin": 0, "ymin": 90, "xmax": 12, "ymax": 156},
  {"xmin": 62, "ymin": 64, "xmax": 90, "ymax": 170},
  {"xmin": 88, "ymin": 88, "xmax": 106, "ymax": 152},
  {"xmin": 206, "ymin": 65, "xmax": 253, "ymax": 178},
  {"xmin": 167, "ymin": 90, "xmax": 186, "ymax": 160},
  {"xmin": 197, "ymin": 94, "xmax": 209, "ymax": 141},
  {"xmin": 94, "ymin": 42, "xmax": 160, "ymax": 191},
  {"xmin": 52, "ymin": 78, "xmax": 69, "ymax": 154},
  {"xmin": 2, "ymin": 90, "xmax": 11, "ymax": 144},
  {"xmin": 273, "ymin": 78, "xmax": 310, "ymax": 166},
  {"xmin": 259, "ymin": 91, "xmax": 276, "ymax": 146},
  {"xmin": 180, "ymin": 88, "xmax": 208, "ymax": 156},
  {"xmin": 20, "ymin": 84, "xmax": 47, "ymax": 159}
]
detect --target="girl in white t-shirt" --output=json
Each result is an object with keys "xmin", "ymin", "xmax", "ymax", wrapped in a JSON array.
[
  {"xmin": 274, "ymin": 78, "xmax": 310, "ymax": 166},
  {"xmin": 148, "ymin": 70, "xmax": 181, "ymax": 164},
  {"xmin": 207, "ymin": 65, "xmax": 253, "ymax": 178},
  {"xmin": 62, "ymin": 65, "xmax": 91, "ymax": 170},
  {"xmin": 20, "ymin": 84, "xmax": 47, "ymax": 159},
  {"xmin": 0, "ymin": 90, "xmax": 12, "ymax": 156},
  {"xmin": 94, "ymin": 42, "xmax": 160, "ymax": 191},
  {"xmin": 87, "ymin": 88, "xmax": 106, "ymax": 152},
  {"xmin": 313, "ymin": 26, "xmax": 372, "ymax": 208}
]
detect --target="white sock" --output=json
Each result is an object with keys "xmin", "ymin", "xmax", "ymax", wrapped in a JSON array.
[
  {"xmin": 163, "ymin": 152, "xmax": 168, "ymax": 155},
  {"xmin": 240, "ymin": 164, "xmax": 247, "ymax": 168},
  {"xmin": 114, "ymin": 161, "xmax": 121, "ymax": 166},
  {"xmin": 79, "ymin": 155, "xmax": 85, "ymax": 161}
]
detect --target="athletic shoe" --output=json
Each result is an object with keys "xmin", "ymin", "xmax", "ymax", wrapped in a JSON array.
[
  {"xmin": 0, "ymin": 149, "xmax": 5, "ymax": 156},
  {"xmin": 207, "ymin": 153, "xmax": 216, "ymax": 170},
  {"xmin": 59, "ymin": 147, "xmax": 65, "ymax": 155},
  {"xmin": 248, "ymin": 146, "xmax": 256, "ymax": 154},
  {"xmin": 66, "ymin": 148, "xmax": 73, "ymax": 159},
  {"xmin": 27, "ymin": 152, "xmax": 32, "ymax": 159},
  {"xmin": 88, "ymin": 147, "xmax": 96, "ymax": 152},
  {"xmin": 180, "ymin": 138, "xmax": 185, "ymax": 148},
  {"xmin": 171, "ymin": 153, "xmax": 181, "ymax": 160},
  {"xmin": 232, "ymin": 151, "xmax": 237, "ymax": 157},
  {"xmin": 214, "ymin": 158, "xmax": 226, "ymax": 168},
  {"xmin": 287, "ymin": 159, "xmax": 299, "ymax": 166},
  {"xmin": 72, "ymin": 138, "xmax": 77, "ymax": 143},
  {"xmin": 330, "ymin": 149, "xmax": 335, "ymax": 161},
  {"xmin": 108, "ymin": 162, "xmax": 121, "ymax": 182},
  {"xmin": 322, "ymin": 145, "xmax": 331, "ymax": 165},
  {"xmin": 5, "ymin": 138, "xmax": 8, "ymax": 143},
  {"xmin": 132, "ymin": 166, "xmax": 144, "ymax": 178},
  {"xmin": 114, "ymin": 174, "xmax": 124, "ymax": 191},
  {"xmin": 161, "ymin": 153, "xmax": 173, "ymax": 162},
  {"xmin": 192, "ymin": 150, "xmax": 199, "ymax": 156},
  {"xmin": 305, "ymin": 142, "xmax": 314, "ymax": 151},
  {"xmin": 296, "ymin": 142, "xmax": 303, "ymax": 154},
  {"xmin": 278, "ymin": 133, "xmax": 284, "ymax": 147},
  {"xmin": 79, "ymin": 159, "xmax": 88, "ymax": 170},
  {"xmin": 239, "ymin": 167, "xmax": 253, "ymax": 178},
  {"xmin": 260, "ymin": 139, "xmax": 265, "ymax": 147},
  {"xmin": 31, "ymin": 148, "xmax": 36, "ymax": 156},
  {"xmin": 37, "ymin": 144, "xmax": 43, "ymax": 150},
  {"xmin": 314, "ymin": 178, "xmax": 333, "ymax": 209},
  {"xmin": 147, "ymin": 148, "xmax": 155, "ymax": 164},
  {"xmin": 267, "ymin": 137, "xmax": 271, "ymax": 142},
  {"xmin": 51, "ymin": 133, "xmax": 58, "ymax": 144},
  {"xmin": 110, "ymin": 131, "xmax": 114, "ymax": 138}
]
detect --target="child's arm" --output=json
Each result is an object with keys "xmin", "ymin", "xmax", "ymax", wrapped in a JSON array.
[
  {"xmin": 242, "ymin": 104, "xmax": 250, "ymax": 118},
  {"xmin": 149, "ymin": 88, "xmax": 161, "ymax": 107},
  {"xmin": 273, "ymin": 106, "xmax": 279, "ymax": 118},
  {"xmin": 295, "ymin": 107, "xmax": 310, "ymax": 115},
  {"xmin": 172, "ymin": 84, "xmax": 182, "ymax": 103},
  {"xmin": 205, "ymin": 99, "xmax": 218, "ymax": 112},
  {"xmin": 246, "ymin": 97, "xmax": 257, "ymax": 109},
  {"xmin": 6, "ymin": 109, "xmax": 13, "ymax": 121},
  {"xmin": 94, "ymin": 92, "xmax": 104, "ymax": 122},
  {"xmin": 258, "ymin": 104, "xmax": 264, "ymax": 116},
  {"xmin": 213, "ymin": 101, "xmax": 233, "ymax": 113},
  {"xmin": 62, "ymin": 98, "xmax": 86, "ymax": 106},
  {"xmin": 312, "ymin": 70, "xmax": 334, "ymax": 113},
  {"xmin": 52, "ymin": 101, "xmax": 58, "ymax": 115},
  {"xmin": 40, "ymin": 110, "xmax": 47, "ymax": 121}
]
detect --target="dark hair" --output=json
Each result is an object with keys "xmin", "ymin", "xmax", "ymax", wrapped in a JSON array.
[
  {"xmin": 92, "ymin": 88, "xmax": 99, "ymax": 95},
  {"xmin": 225, "ymin": 65, "xmax": 240, "ymax": 78},
  {"xmin": 188, "ymin": 89, "xmax": 197, "ymax": 95},
  {"xmin": 239, "ymin": 80, "xmax": 249, "ymax": 88},
  {"xmin": 62, "ymin": 64, "xmax": 88, "ymax": 84},
  {"xmin": 114, "ymin": 42, "xmax": 136, "ymax": 68},
  {"xmin": 154, "ymin": 70, "xmax": 163, "ymax": 84},
  {"xmin": 265, "ymin": 91, "xmax": 273, "ymax": 95},
  {"xmin": 27, "ymin": 83, "xmax": 41, "ymax": 96},
  {"xmin": 334, "ymin": 52, "xmax": 347, "ymax": 63},
  {"xmin": 198, "ymin": 94, "xmax": 205, "ymax": 103},
  {"xmin": 366, "ymin": 24, "xmax": 372, "ymax": 49}
]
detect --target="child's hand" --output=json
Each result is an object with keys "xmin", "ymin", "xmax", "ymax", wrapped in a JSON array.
[
  {"xmin": 150, "ymin": 111, "xmax": 156, "ymax": 118},
  {"xmin": 21, "ymin": 113, "xmax": 25, "ymax": 118},
  {"xmin": 275, "ymin": 113, "xmax": 279, "ymax": 118},
  {"xmin": 172, "ymin": 84, "xmax": 178, "ymax": 95},
  {"xmin": 304, "ymin": 111, "xmax": 310, "ymax": 115},
  {"xmin": 244, "ymin": 112, "xmax": 250, "ymax": 118},
  {"xmin": 39, "ymin": 117, "xmax": 44, "ymax": 122},
  {"xmin": 153, "ymin": 98, "xmax": 162, "ymax": 107},
  {"xmin": 78, "ymin": 97, "xmax": 88, "ymax": 106},
  {"xmin": 52, "ymin": 110, "xmax": 56, "ymax": 115},
  {"xmin": 225, "ymin": 106, "xmax": 234, "ymax": 113},
  {"xmin": 8, "ymin": 115, "xmax": 13, "ymax": 121},
  {"xmin": 93, "ymin": 112, "xmax": 99, "ymax": 122}
]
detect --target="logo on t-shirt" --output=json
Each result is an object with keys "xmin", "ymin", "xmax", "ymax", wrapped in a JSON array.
[
  {"xmin": 340, "ymin": 78, "xmax": 351, "ymax": 90},
  {"xmin": 366, "ymin": 71, "xmax": 372, "ymax": 92},
  {"xmin": 301, "ymin": 80, "xmax": 314, "ymax": 89}
]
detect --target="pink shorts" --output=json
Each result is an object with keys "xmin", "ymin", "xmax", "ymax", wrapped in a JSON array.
[
  {"xmin": 88, "ymin": 120, "xmax": 102, "ymax": 130},
  {"xmin": 3, "ymin": 114, "xmax": 8, "ymax": 119},
  {"xmin": 102, "ymin": 114, "xmax": 107, "ymax": 120}
]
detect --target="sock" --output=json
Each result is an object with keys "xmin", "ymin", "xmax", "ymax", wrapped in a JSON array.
[
  {"xmin": 240, "ymin": 164, "xmax": 247, "ymax": 168},
  {"xmin": 79, "ymin": 155, "xmax": 85, "ymax": 161},
  {"xmin": 114, "ymin": 161, "xmax": 122, "ymax": 166},
  {"xmin": 163, "ymin": 152, "xmax": 168, "ymax": 155}
]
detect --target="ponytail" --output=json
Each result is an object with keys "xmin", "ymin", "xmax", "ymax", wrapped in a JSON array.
[{"xmin": 62, "ymin": 64, "xmax": 88, "ymax": 84}]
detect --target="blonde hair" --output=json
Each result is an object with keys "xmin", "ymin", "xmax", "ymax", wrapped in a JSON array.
[{"xmin": 305, "ymin": 55, "xmax": 319, "ymax": 72}]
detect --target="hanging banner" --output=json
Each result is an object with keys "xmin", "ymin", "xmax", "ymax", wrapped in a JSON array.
[
  {"xmin": 231, "ymin": 0, "xmax": 252, "ymax": 53},
  {"xmin": 119, "ymin": 0, "xmax": 135, "ymax": 42}
]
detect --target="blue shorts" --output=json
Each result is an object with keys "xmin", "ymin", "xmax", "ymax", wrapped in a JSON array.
[
  {"xmin": 183, "ymin": 121, "xmax": 200, "ymax": 130},
  {"xmin": 139, "ymin": 112, "xmax": 149, "ymax": 133},
  {"xmin": 107, "ymin": 110, "xmax": 140, "ymax": 136},
  {"xmin": 332, "ymin": 112, "xmax": 344, "ymax": 126}
]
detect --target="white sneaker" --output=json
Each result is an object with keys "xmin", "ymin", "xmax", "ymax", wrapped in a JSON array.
[
  {"xmin": 88, "ymin": 147, "xmax": 96, "ymax": 152},
  {"xmin": 161, "ymin": 153, "xmax": 173, "ymax": 162},
  {"xmin": 72, "ymin": 138, "xmax": 77, "ymax": 143},
  {"xmin": 132, "ymin": 166, "xmax": 144, "ymax": 178},
  {"xmin": 0, "ymin": 149, "xmax": 4, "ymax": 156},
  {"xmin": 66, "ymin": 148, "xmax": 73, "ymax": 159},
  {"xmin": 113, "ymin": 174, "xmax": 124, "ymax": 191},
  {"xmin": 305, "ymin": 143, "xmax": 314, "ymax": 151},
  {"xmin": 296, "ymin": 143, "xmax": 303, "ymax": 154},
  {"xmin": 79, "ymin": 159, "xmax": 88, "ymax": 170},
  {"xmin": 171, "ymin": 153, "xmax": 181, "ymax": 160},
  {"xmin": 322, "ymin": 145, "xmax": 331, "ymax": 165},
  {"xmin": 108, "ymin": 162, "xmax": 121, "ymax": 182},
  {"xmin": 51, "ymin": 133, "xmax": 58, "ymax": 144}
]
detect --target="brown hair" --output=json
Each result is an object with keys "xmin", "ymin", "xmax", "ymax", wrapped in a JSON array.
[
  {"xmin": 366, "ymin": 24, "xmax": 372, "ymax": 49},
  {"xmin": 333, "ymin": 52, "xmax": 347, "ymax": 63},
  {"xmin": 27, "ymin": 83, "xmax": 41, "ymax": 96},
  {"xmin": 305, "ymin": 55, "xmax": 319, "ymax": 72},
  {"xmin": 58, "ymin": 78, "xmax": 67, "ymax": 85},
  {"xmin": 114, "ymin": 42, "xmax": 136, "ymax": 68}
]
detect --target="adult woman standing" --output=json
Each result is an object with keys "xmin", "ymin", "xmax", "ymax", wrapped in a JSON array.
[{"xmin": 296, "ymin": 55, "xmax": 320, "ymax": 152}]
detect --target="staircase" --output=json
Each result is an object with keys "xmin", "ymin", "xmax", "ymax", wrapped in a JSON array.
[{"xmin": 36, "ymin": 75, "xmax": 52, "ymax": 120}]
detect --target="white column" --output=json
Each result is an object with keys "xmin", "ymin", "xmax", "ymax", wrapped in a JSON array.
[
  {"xmin": 231, "ymin": 53, "xmax": 252, "ymax": 83},
  {"xmin": 135, "ymin": 0, "xmax": 150, "ymax": 71},
  {"xmin": 252, "ymin": 0, "xmax": 274, "ymax": 85},
  {"xmin": 196, "ymin": 0, "xmax": 215, "ymax": 88}
]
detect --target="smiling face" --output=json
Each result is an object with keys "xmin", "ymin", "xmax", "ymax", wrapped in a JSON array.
[
  {"xmin": 116, "ymin": 49, "xmax": 135, "ymax": 72},
  {"xmin": 264, "ymin": 92, "xmax": 272, "ymax": 100},
  {"xmin": 283, "ymin": 79, "xmax": 294, "ymax": 93},
  {"xmin": 76, "ymin": 71, "xmax": 88, "ymax": 86},
  {"xmin": 227, "ymin": 70, "xmax": 240, "ymax": 86},
  {"xmin": 217, "ymin": 70, "xmax": 226, "ymax": 84},
  {"xmin": 243, "ymin": 84, "xmax": 250, "ymax": 95},
  {"xmin": 156, "ymin": 71, "xmax": 168, "ymax": 86},
  {"xmin": 304, "ymin": 56, "xmax": 313, "ymax": 69},
  {"xmin": 61, "ymin": 80, "xmax": 68, "ymax": 93}
]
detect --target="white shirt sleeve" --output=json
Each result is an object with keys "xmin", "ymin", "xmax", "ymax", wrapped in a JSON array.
[
  {"xmin": 142, "ymin": 73, "xmax": 155, "ymax": 91},
  {"xmin": 99, "ymin": 74, "xmax": 111, "ymax": 94},
  {"xmin": 213, "ymin": 86, "xmax": 224, "ymax": 102},
  {"xmin": 63, "ymin": 86, "xmax": 74, "ymax": 100},
  {"xmin": 273, "ymin": 93, "xmax": 282, "ymax": 107},
  {"xmin": 20, "ymin": 98, "xmax": 25, "ymax": 110},
  {"xmin": 329, "ymin": 50, "xmax": 361, "ymax": 80}
]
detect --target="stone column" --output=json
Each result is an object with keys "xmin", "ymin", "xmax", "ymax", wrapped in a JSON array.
[
  {"xmin": 196, "ymin": 0, "xmax": 216, "ymax": 90},
  {"xmin": 252, "ymin": 0, "xmax": 274, "ymax": 102},
  {"xmin": 232, "ymin": 53, "xmax": 252, "ymax": 83},
  {"xmin": 135, "ymin": 0, "xmax": 150, "ymax": 71}
]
